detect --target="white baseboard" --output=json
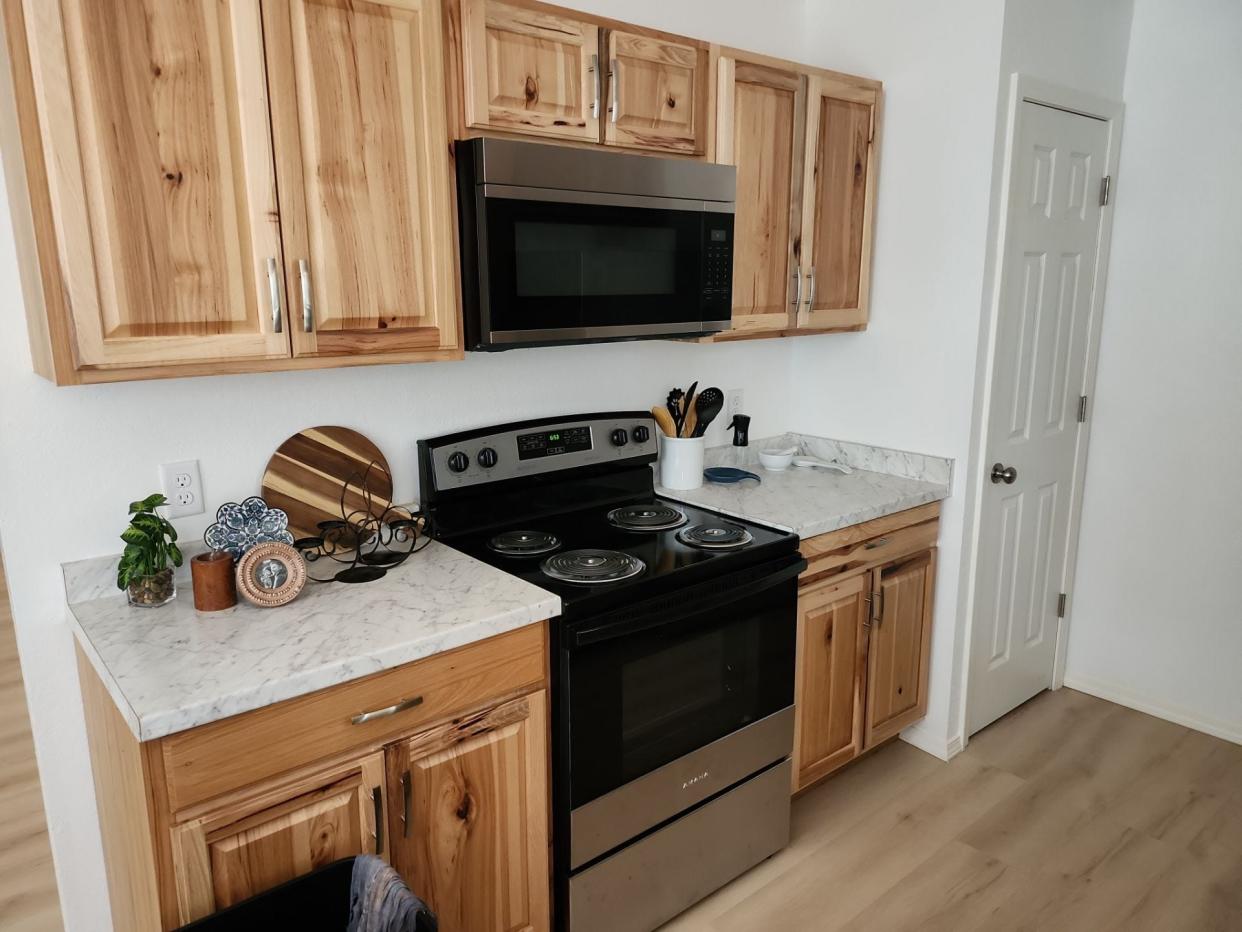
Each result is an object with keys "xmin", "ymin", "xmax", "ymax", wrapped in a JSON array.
[
  {"xmin": 898, "ymin": 721, "xmax": 964, "ymax": 761},
  {"xmin": 1062, "ymin": 673, "xmax": 1242, "ymax": 747}
]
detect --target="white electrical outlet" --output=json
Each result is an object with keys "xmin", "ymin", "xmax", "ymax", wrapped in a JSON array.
[
  {"xmin": 727, "ymin": 388, "xmax": 745, "ymax": 417},
  {"xmin": 159, "ymin": 460, "xmax": 204, "ymax": 518}
]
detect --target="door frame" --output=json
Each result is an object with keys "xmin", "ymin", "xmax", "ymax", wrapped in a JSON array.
[{"xmin": 957, "ymin": 74, "xmax": 1124, "ymax": 744}]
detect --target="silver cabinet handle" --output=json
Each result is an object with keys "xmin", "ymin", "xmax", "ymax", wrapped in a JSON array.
[
  {"xmin": 608, "ymin": 58, "xmax": 619, "ymax": 123},
  {"xmin": 401, "ymin": 770, "xmax": 411, "ymax": 838},
  {"xmin": 863, "ymin": 537, "xmax": 889, "ymax": 550},
  {"xmin": 298, "ymin": 259, "xmax": 313, "ymax": 332},
  {"xmin": 267, "ymin": 257, "xmax": 282, "ymax": 333},
  {"xmin": 863, "ymin": 593, "xmax": 873, "ymax": 628},
  {"xmin": 805, "ymin": 267, "xmax": 817, "ymax": 309},
  {"xmin": 589, "ymin": 54, "xmax": 600, "ymax": 119},
  {"xmin": 371, "ymin": 785, "xmax": 383, "ymax": 854},
  {"xmin": 350, "ymin": 695, "xmax": 423, "ymax": 726},
  {"xmin": 790, "ymin": 267, "xmax": 803, "ymax": 308}
]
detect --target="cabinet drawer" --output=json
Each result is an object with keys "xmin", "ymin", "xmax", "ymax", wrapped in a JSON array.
[
  {"xmin": 157, "ymin": 623, "xmax": 546, "ymax": 812},
  {"xmin": 801, "ymin": 515, "xmax": 939, "ymax": 584}
]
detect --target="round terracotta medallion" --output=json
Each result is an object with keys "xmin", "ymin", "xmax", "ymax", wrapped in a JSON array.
[{"xmin": 235, "ymin": 542, "xmax": 308, "ymax": 608}]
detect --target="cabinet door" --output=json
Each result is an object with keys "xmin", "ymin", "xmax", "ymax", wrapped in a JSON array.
[
  {"xmin": 716, "ymin": 56, "xmax": 805, "ymax": 335},
  {"xmin": 263, "ymin": 0, "xmax": 460, "ymax": 358},
  {"xmin": 796, "ymin": 76, "xmax": 879, "ymax": 332},
  {"xmin": 793, "ymin": 573, "xmax": 868, "ymax": 791},
  {"xmin": 169, "ymin": 752, "xmax": 386, "ymax": 925},
  {"xmin": 19, "ymin": 0, "xmax": 289, "ymax": 369},
  {"xmin": 459, "ymin": 0, "xmax": 601, "ymax": 143},
  {"xmin": 390, "ymin": 691, "xmax": 550, "ymax": 932},
  {"xmin": 864, "ymin": 550, "xmax": 936, "ymax": 749},
  {"xmin": 603, "ymin": 29, "xmax": 709, "ymax": 153}
]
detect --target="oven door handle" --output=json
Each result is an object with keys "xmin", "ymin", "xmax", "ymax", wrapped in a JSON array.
[{"xmin": 569, "ymin": 555, "xmax": 807, "ymax": 648}]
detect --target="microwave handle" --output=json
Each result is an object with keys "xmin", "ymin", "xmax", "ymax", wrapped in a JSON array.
[{"xmin": 570, "ymin": 555, "xmax": 807, "ymax": 649}]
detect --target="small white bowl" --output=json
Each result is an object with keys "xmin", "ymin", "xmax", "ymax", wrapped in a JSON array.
[{"xmin": 759, "ymin": 449, "xmax": 795, "ymax": 471}]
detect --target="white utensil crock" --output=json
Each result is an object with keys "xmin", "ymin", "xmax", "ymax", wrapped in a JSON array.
[{"xmin": 658, "ymin": 435, "xmax": 705, "ymax": 490}]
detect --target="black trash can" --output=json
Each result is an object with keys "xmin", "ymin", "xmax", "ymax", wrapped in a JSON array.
[{"xmin": 176, "ymin": 856, "xmax": 434, "ymax": 932}]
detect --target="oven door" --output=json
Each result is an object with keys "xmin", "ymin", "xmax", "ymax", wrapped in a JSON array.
[
  {"xmin": 470, "ymin": 189, "xmax": 733, "ymax": 348},
  {"xmin": 564, "ymin": 555, "xmax": 802, "ymax": 868}
]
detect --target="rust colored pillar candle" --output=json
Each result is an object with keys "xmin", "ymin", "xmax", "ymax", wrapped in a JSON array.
[{"xmin": 191, "ymin": 551, "xmax": 237, "ymax": 612}]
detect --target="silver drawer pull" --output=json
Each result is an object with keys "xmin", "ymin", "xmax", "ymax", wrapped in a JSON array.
[
  {"xmin": 299, "ymin": 259, "xmax": 313, "ymax": 332},
  {"xmin": 267, "ymin": 257, "xmax": 282, "ymax": 333},
  {"xmin": 351, "ymin": 695, "xmax": 423, "ymax": 725},
  {"xmin": 863, "ymin": 537, "xmax": 889, "ymax": 550}
]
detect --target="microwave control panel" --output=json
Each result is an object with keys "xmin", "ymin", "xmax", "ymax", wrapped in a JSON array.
[{"xmin": 701, "ymin": 222, "xmax": 734, "ymax": 311}]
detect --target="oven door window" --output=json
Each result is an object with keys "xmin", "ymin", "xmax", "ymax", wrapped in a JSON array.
[
  {"xmin": 483, "ymin": 197, "xmax": 716, "ymax": 333},
  {"xmin": 567, "ymin": 578, "xmax": 795, "ymax": 809}
]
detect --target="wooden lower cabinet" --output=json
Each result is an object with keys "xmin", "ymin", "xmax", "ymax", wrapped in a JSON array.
[
  {"xmin": 792, "ymin": 507, "xmax": 938, "ymax": 793},
  {"xmin": 170, "ymin": 752, "xmax": 387, "ymax": 921},
  {"xmin": 76, "ymin": 625, "xmax": 551, "ymax": 931},
  {"xmin": 389, "ymin": 691, "xmax": 550, "ymax": 932}
]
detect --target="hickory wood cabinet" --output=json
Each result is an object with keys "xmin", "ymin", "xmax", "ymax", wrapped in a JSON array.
[
  {"xmin": 712, "ymin": 50, "xmax": 880, "ymax": 339},
  {"xmin": 78, "ymin": 622, "xmax": 551, "ymax": 932},
  {"xmin": 792, "ymin": 504, "xmax": 938, "ymax": 792},
  {"xmin": 3, "ymin": 0, "xmax": 461, "ymax": 385},
  {"xmin": 453, "ymin": 0, "xmax": 711, "ymax": 154}
]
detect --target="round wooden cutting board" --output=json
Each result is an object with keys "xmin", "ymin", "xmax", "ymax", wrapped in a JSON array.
[{"xmin": 261, "ymin": 427, "xmax": 394, "ymax": 541}]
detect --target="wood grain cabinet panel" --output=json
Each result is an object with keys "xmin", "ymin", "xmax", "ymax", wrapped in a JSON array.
[
  {"xmin": 17, "ymin": 0, "xmax": 289, "ymax": 369},
  {"xmin": 864, "ymin": 550, "xmax": 936, "ymax": 749},
  {"xmin": 389, "ymin": 691, "xmax": 550, "ymax": 932},
  {"xmin": 459, "ymin": 0, "xmax": 600, "ymax": 142},
  {"xmin": 715, "ymin": 56, "xmax": 805, "ymax": 335},
  {"xmin": 169, "ymin": 752, "xmax": 386, "ymax": 925},
  {"xmin": 603, "ymin": 29, "xmax": 709, "ymax": 154},
  {"xmin": 263, "ymin": 0, "xmax": 460, "ymax": 357},
  {"xmin": 793, "ymin": 573, "xmax": 868, "ymax": 791},
  {"xmin": 796, "ymin": 76, "xmax": 879, "ymax": 332}
]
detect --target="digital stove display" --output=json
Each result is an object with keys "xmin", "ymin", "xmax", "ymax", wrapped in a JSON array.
[{"xmin": 517, "ymin": 425, "xmax": 592, "ymax": 460}]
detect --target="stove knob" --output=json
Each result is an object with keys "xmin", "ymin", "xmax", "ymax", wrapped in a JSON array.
[
  {"xmin": 632, "ymin": 425, "xmax": 651, "ymax": 443},
  {"xmin": 478, "ymin": 447, "xmax": 498, "ymax": 468},
  {"xmin": 447, "ymin": 451, "xmax": 470, "ymax": 473},
  {"xmin": 610, "ymin": 428, "xmax": 629, "ymax": 447}
]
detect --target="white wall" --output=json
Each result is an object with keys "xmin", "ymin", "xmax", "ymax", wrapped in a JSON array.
[
  {"xmin": 790, "ymin": 0, "xmax": 1006, "ymax": 756},
  {"xmin": 0, "ymin": 3, "xmax": 810, "ymax": 928},
  {"xmin": 1064, "ymin": 0, "xmax": 1242, "ymax": 741}
]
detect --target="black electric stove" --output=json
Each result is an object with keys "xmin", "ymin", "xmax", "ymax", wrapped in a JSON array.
[{"xmin": 418, "ymin": 413, "xmax": 802, "ymax": 932}]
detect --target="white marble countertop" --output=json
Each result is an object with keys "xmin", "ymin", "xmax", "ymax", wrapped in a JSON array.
[
  {"xmin": 658, "ymin": 433, "xmax": 952, "ymax": 539},
  {"xmin": 67, "ymin": 540, "xmax": 561, "ymax": 742}
]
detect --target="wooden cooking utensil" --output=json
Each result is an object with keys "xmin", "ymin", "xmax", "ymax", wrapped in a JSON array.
[
  {"xmin": 683, "ymin": 392, "xmax": 699, "ymax": 438},
  {"xmin": 651, "ymin": 406, "xmax": 677, "ymax": 438},
  {"xmin": 262, "ymin": 426, "xmax": 394, "ymax": 540}
]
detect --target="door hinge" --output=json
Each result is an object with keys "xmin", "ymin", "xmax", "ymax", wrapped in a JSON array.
[
  {"xmin": 1057, "ymin": 593, "xmax": 1067, "ymax": 618},
  {"xmin": 1099, "ymin": 175, "xmax": 1112, "ymax": 206},
  {"xmin": 1077, "ymin": 395, "xmax": 1088, "ymax": 423}
]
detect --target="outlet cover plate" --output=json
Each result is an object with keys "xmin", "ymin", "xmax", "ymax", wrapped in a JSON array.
[{"xmin": 160, "ymin": 460, "xmax": 203, "ymax": 518}]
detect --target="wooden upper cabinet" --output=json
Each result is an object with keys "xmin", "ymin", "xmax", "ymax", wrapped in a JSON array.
[
  {"xmin": 864, "ymin": 550, "xmax": 936, "ymax": 749},
  {"xmin": 389, "ymin": 690, "xmax": 550, "ymax": 932},
  {"xmin": 793, "ymin": 572, "xmax": 868, "ymax": 792},
  {"xmin": 716, "ymin": 55, "xmax": 805, "ymax": 334},
  {"xmin": 263, "ymin": 0, "xmax": 460, "ymax": 358},
  {"xmin": 169, "ymin": 751, "xmax": 386, "ymax": 925},
  {"xmin": 459, "ymin": 0, "xmax": 601, "ymax": 143},
  {"xmin": 796, "ymin": 75, "xmax": 879, "ymax": 332},
  {"xmin": 15, "ymin": 0, "xmax": 289, "ymax": 371},
  {"xmin": 603, "ymin": 29, "xmax": 709, "ymax": 154}
]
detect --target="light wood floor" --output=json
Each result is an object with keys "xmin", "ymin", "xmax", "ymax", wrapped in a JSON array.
[
  {"xmin": 0, "ymin": 559, "xmax": 63, "ymax": 930},
  {"xmin": 664, "ymin": 687, "xmax": 1242, "ymax": 932}
]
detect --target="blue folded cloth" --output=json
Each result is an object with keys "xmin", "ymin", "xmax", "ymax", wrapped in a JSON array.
[{"xmin": 347, "ymin": 855, "xmax": 437, "ymax": 932}]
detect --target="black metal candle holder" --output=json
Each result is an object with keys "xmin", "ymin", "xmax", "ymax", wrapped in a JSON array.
[{"xmin": 293, "ymin": 462, "xmax": 430, "ymax": 584}]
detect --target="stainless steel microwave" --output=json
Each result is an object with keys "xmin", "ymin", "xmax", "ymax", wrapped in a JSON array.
[{"xmin": 455, "ymin": 137, "xmax": 736, "ymax": 351}]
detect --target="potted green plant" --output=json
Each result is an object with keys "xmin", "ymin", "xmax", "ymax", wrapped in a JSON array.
[{"xmin": 117, "ymin": 493, "xmax": 183, "ymax": 607}]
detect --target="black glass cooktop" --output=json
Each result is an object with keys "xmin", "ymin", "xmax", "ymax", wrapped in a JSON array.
[{"xmin": 444, "ymin": 496, "xmax": 796, "ymax": 616}]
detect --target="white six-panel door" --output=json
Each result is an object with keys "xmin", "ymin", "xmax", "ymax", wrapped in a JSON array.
[{"xmin": 967, "ymin": 101, "xmax": 1112, "ymax": 736}]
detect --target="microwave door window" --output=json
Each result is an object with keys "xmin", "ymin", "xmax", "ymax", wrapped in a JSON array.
[{"xmin": 485, "ymin": 199, "xmax": 704, "ymax": 334}]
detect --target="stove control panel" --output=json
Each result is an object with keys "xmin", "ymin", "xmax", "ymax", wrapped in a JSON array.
[{"xmin": 421, "ymin": 412, "xmax": 658, "ymax": 495}]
